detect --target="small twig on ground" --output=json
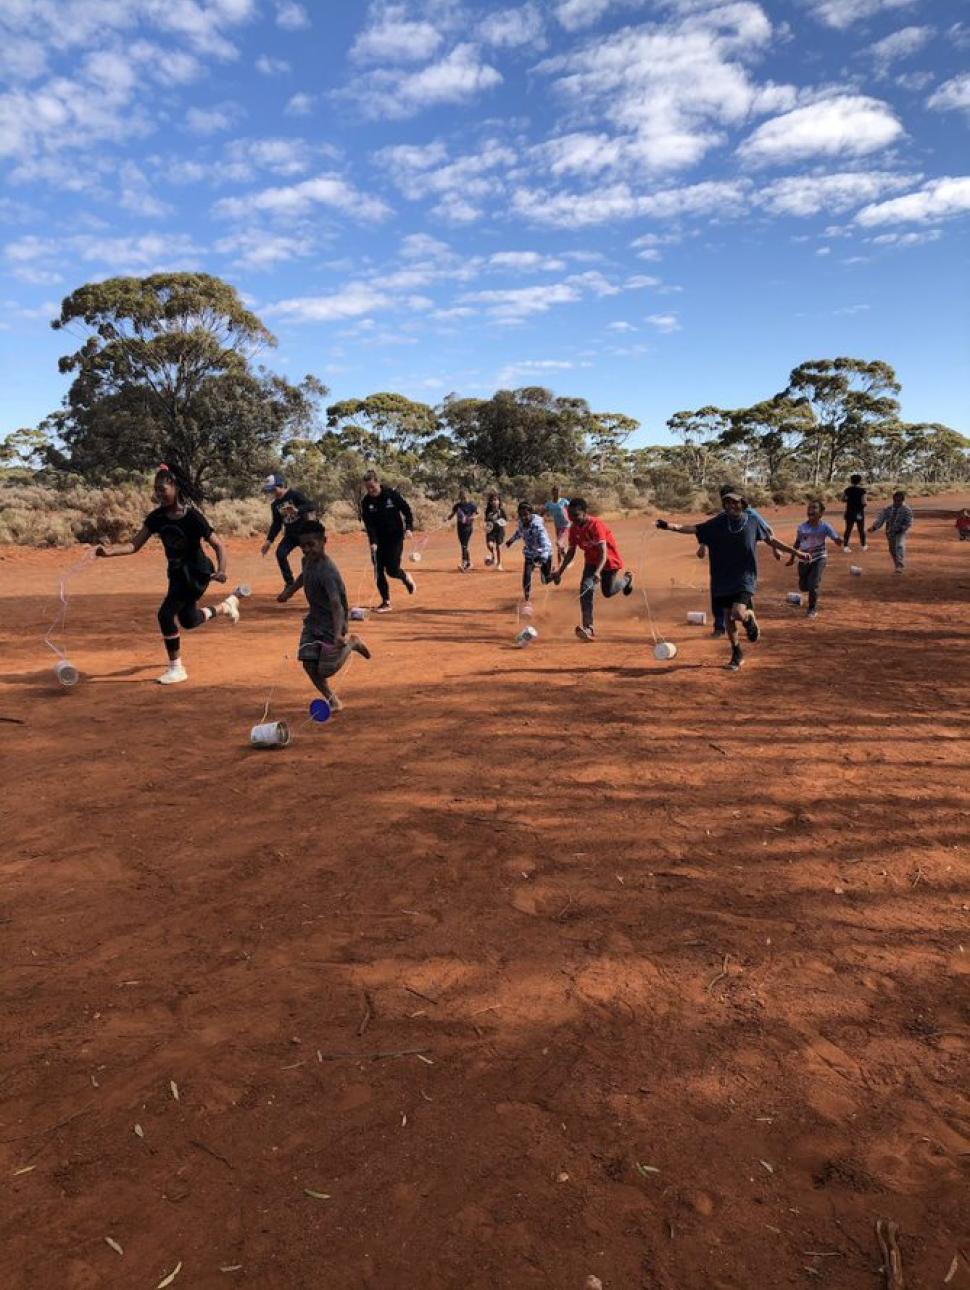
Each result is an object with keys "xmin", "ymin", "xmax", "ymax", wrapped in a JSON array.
[
  {"xmin": 910, "ymin": 867, "xmax": 924, "ymax": 888},
  {"xmin": 470, "ymin": 1005, "xmax": 501, "ymax": 1017},
  {"xmin": 875, "ymin": 1219, "xmax": 905, "ymax": 1290},
  {"xmin": 188, "ymin": 1139, "xmax": 234, "ymax": 1170},
  {"xmin": 405, "ymin": 986, "xmax": 439, "ymax": 1006},
  {"xmin": 317, "ymin": 1048, "xmax": 430, "ymax": 1062},
  {"xmin": 708, "ymin": 742, "xmax": 729, "ymax": 756},
  {"xmin": 556, "ymin": 897, "xmax": 574, "ymax": 921},
  {"xmin": 357, "ymin": 993, "xmax": 373, "ymax": 1037},
  {"xmin": 706, "ymin": 955, "xmax": 730, "ymax": 993}
]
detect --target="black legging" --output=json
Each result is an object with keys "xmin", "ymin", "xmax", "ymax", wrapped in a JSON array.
[
  {"xmin": 458, "ymin": 523, "xmax": 473, "ymax": 564},
  {"xmin": 523, "ymin": 555, "xmax": 552, "ymax": 598},
  {"xmin": 374, "ymin": 538, "xmax": 407, "ymax": 603},
  {"xmin": 843, "ymin": 512, "xmax": 866, "ymax": 546},
  {"xmin": 158, "ymin": 571, "xmax": 210, "ymax": 657}
]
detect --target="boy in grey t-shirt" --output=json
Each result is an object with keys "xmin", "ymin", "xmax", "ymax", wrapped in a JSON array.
[{"xmin": 278, "ymin": 521, "xmax": 371, "ymax": 711}]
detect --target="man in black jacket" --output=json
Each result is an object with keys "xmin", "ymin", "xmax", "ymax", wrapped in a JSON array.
[
  {"xmin": 260, "ymin": 474, "xmax": 316, "ymax": 591},
  {"xmin": 360, "ymin": 470, "xmax": 416, "ymax": 612}
]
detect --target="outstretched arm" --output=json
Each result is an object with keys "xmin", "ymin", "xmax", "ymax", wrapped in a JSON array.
[
  {"xmin": 656, "ymin": 519, "xmax": 699, "ymax": 535},
  {"xmin": 770, "ymin": 535, "xmax": 807, "ymax": 561},
  {"xmin": 96, "ymin": 526, "xmax": 151, "ymax": 558}
]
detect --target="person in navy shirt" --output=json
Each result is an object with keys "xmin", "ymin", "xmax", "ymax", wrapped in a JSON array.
[
  {"xmin": 447, "ymin": 489, "xmax": 479, "ymax": 571},
  {"xmin": 656, "ymin": 492, "xmax": 806, "ymax": 672}
]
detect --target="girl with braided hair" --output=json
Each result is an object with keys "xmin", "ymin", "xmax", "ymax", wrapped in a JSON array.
[{"xmin": 95, "ymin": 464, "xmax": 241, "ymax": 685}]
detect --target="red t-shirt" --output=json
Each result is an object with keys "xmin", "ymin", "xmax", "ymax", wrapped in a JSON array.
[
  {"xmin": 957, "ymin": 515, "xmax": 970, "ymax": 532},
  {"xmin": 568, "ymin": 516, "xmax": 623, "ymax": 570}
]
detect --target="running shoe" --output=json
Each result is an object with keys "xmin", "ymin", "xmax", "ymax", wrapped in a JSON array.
[
  {"xmin": 404, "ymin": 573, "xmax": 417, "ymax": 595},
  {"xmin": 219, "ymin": 593, "xmax": 240, "ymax": 624},
  {"xmin": 843, "ymin": 546, "xmax": 851, "ymax": 553},
  {"xmin": 158, "ymin": 662, "xmax": 188, "ymax": 685},
  {"xmin": 375, "ymin": 602, "xmax": 393, "ymax": 614},
  {"xmin": 725, "ymin": 649, "xmax": 744, "ymax": 672},
  {"xmin": 806, "ymin": 609, "xmax": 818, "ymax": 619},
  {"xmin": 349, "ymin": 635, "xmax": 372, "ymax": 659},
  {"xmin": 744, "ymin": 614, "xmax": 760, "ymax": 643},
  {"xmin": 622, "ymin": 572, "xmax": 634, "ymax": 596},
  {"xmin": 575, "ymin": 625, "xmax": 596, "ymax": 642},
  {"xmin": 711, "ymin": 627, "xmax": 726, "ymax": 637}
]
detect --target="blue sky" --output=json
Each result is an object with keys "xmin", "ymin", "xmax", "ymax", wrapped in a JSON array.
[{"xmin": 1, "ymin": 0, "xmax": 967, "ymax": 448}]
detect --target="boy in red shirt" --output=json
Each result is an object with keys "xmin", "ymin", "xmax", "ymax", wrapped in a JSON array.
[
  {"xmin": 552, "ymin": 497, "xmax": 633, "ymax": 641},
  {"xmin": 956, "ymin": 509, "xmax": 970, "ymax": 542}
]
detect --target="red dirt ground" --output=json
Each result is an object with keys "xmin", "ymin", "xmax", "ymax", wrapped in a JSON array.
[{"xmin": 1, "ymin": 498, "xmax": 969, "ymax": 1290}]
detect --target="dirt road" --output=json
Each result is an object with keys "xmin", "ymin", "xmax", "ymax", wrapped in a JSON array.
[{"xmin": 2, "ymin": 501, "xmax": 968, "ymax": 1288}]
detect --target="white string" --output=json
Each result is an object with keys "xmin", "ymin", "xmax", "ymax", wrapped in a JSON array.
[{"xmin": 43, "ymin": 547, "xmax": 97, "ymax": 659}]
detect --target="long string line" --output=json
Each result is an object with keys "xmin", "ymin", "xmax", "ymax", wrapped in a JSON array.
[
  {"xmin": 633, "ymin": 528, "xmax": 666, "ymax": 647},
  {"xmin": 43, "ymin": 548, "xmax": 98, "ymax": 660}
]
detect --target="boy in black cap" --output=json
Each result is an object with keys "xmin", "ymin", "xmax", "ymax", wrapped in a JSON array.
[{"xmin": 260, "ymin": 473, "xmax": 316, "ymax": 592}]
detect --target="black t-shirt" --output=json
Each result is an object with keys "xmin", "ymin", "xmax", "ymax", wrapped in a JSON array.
[
  {"xmin": 843, "ymin": 485, "xmax": 867, "ymax": 514},
  {"xmin": 361, "ymin": 487, "xmax": 414, "ymax": 544},
  {"xmin": 145, "ymin": 506, "xmax": 214, "ymax": 585},
  {"xmin": 450, "ymin": 501, "xmax": 478, "ymax": 529}
]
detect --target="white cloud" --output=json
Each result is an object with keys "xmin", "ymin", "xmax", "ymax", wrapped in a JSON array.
[
  {"xmin": 351, "ymin": 43, "xmax": 502, "ymax": 119},
  {"xmin": 215, "ymin": 228, "xmax": 314, "ymax": 268},
  {"xmin": 119, "ymin": 161, "xmax": 172, "ymax": 217},
  {"xmin": 645, "ymin": 312, "xmax": 680, "ymax": 332},
  {"xmin": 895, "ymin": 69, "xmax": 934, "ymax": 92},
  {"xmin": 275, "ymin": 1, "xmax": 310, "ymax": 30},
  {"xmin": 607, "ymin": 320, "xmax": 637, "ymax": 332},
  {"xmin": 756, "ymin": 169, "xmax": 920, "ymax": 216},
  {"xmin": 738, "ymin": 95, "xmax": 902, "ymax": 164},
  {"xmin": 255, "ymin": 55, "xmax": 291, "ymax": 76},
  {"xmin": 285, "ymin": 92, "xmax": 316, "ymax": 116},
  {"xmin": 271, "ymin": 284, "xmax": 392, "ymax": 323},
  {"xmin": 497, "ymin": 357, "xmax": 575, "ymax": 384},
  {"xmin": 855, "ymin": 176, "xmax": 970, "ymax": 226},
  {"xmin": 377, "ymin": 138, "xmax": 514, "ymax": 222},
  {"xmin": 214, "ymin": 173, "xmax": 392, "ymax": 222},
  {"xmin": 927, "ymin": 74, "xmax": 970, "ymax": 118},
  {"xmin": 478, "ymin": 3, "xmax": 545, "ymax": 48},
  {"xmin": 464, "ymin": 282, "xmax": 583, "ymax": 322},
  {"xmin": 431, "ymin": 192, "xmax": 484, "ymax": 223},
  {"xmin": 808, "ymin": 0, "xmax": 917, "ymax": 31},
  {"xmin": 554, "ymin": 0, "xmax": 642, "ymax": 32},
  {"xmin": 224, "ymin": 137, "xmax": 318, "ymax": 177},
  {"xmin": 350, "ymin": 4, "xmax": 444, "ymax": 64},
  {"xmin": 489, "ymin": 251, "xmax": 566, "ymax": 271},
  {"xmin": 870, "ymin": 228, "xmax": 942, "ymax": 246},
  {"xmin": 537, "ymin": 5, "xmax": 795, "ymax": 176},
  {"xmin": 186, "ymin": 102, "xmax": 242, "ymax": 135},
  {"xmin": 400, "ymin": 232, "xmax": 455, "ymax": 260},
  {"xmin": 511, "ymin": 179, "xmax": 747, "ymax": 227},
  {"xmin": 869, "ymin": 25, "xmax": 933, "ymax": 70},
  {"xmin": 72, "ymin": 231, "xmax": 203, "ymax": 271}
]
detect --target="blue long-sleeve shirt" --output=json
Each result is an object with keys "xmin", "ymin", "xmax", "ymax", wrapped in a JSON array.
[{"xmin": 507, "ymin": 515, "xmax": 553, "ymax": 561}]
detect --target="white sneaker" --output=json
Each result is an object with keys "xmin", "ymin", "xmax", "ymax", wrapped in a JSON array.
[
  {"xmin": 158, "ymin": 662, "xmax": 188, "ymax": 685},
  {"xmin": 219, "ymin": 594, "xmax": 240, "ymax": 624},
  {"xmin": 843, "ymin": 545, "xmax": 851, "ymax": 553}
]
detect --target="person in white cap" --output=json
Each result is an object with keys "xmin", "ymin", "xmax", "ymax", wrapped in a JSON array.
[{"xmin": 259, "ymin": 473, "xmax": 316, "ymax": 593}]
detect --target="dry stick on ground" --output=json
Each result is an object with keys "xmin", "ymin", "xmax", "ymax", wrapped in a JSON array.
[
  {"xmin": 707, "ymin": 955, "xmax": 730, "ymax": 993},
  {"xmin": 404, "ymin": 986, "xmax": 439, "ymax": 1006},
  {"xmin": 188, "ymin": 1139, "xmax": 234, "ymax": 1170},
  {"xmin": 876, "ymin": 1219, "xmax": 905, "ymax": 1290},
  {"xmin": 318, "ymin": 1048, "xmax": 431, "ymax": 1062},
  {"xmin": 357, "ymin": 993, "xmax": 373, "ymax": 1038}
]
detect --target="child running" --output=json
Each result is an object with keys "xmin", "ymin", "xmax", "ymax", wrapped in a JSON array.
[
  {"xmin": 841, "ymin": 474, "xmax": 868, "ymax": 552},
  {"xmin": 506, "ymin": 502, "xmax": 554, "ymax": 602},
  {"xmin": 484, "ymin": 492, "xmax": 508, "ymax": 569},
  {"xmin": 552, "ymin": 497, "xmax": 633, "ymax": 641},
  {"xmin": 788, "ymin": 500, "xmax": 843, "ymax": 618},
  {"xmin": 95, "ymin": 464, "xmax": 239, "ymax": 685},
  {"xmin": 278, "ymin": 520, "xmax": 370, "ymax": 713},
  {"xmin": 656, "ymin": 491, "xmax": 805, "ymax": 671},
  {"xmin": 869, "ymin": 490, "xmax": 913, "ymax": 572},
  {"xmin": 447, "ymin": 489, "xmax": 479, "ymax": 571},
  {"xmin": 956, "ymin": 509, "xmax": 970, "ymax": 542},
  {"xmin": 545, "ymin": 486, "xmax": 571, "ymax": 558}
]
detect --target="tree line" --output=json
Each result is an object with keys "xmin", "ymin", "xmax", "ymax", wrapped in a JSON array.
[{"xmin": 2, "ymin": 273, "xmax": 966, "ymax": 513}]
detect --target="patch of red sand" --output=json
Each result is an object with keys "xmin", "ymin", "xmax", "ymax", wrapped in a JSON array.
[{"xmin": 1, "ymin": 498, "xmax": 968, "ymax": 1288}]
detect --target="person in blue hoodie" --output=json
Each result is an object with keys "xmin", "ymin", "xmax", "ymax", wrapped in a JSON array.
[{"xmin": 506, "ymin": 502, "xmax": 555, "ymax": 602}]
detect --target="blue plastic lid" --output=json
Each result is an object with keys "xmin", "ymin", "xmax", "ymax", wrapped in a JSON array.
[{"xmin": 309, "ymin": 698, "xmax": 332, "ymax": 723}]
